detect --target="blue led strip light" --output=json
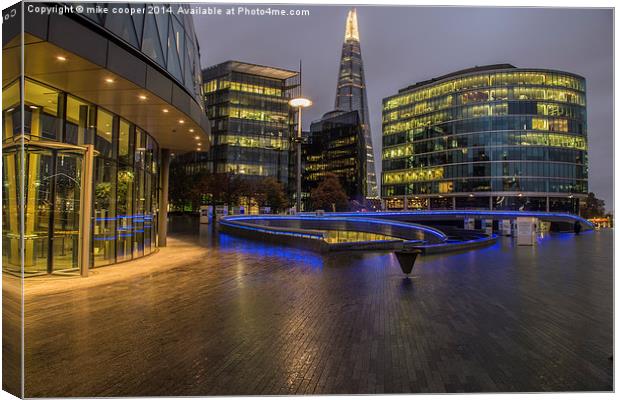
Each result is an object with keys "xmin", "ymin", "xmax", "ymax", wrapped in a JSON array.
[
  {"xmin": 420, "ymin": 234, "xmax": 497, "ymax": 248},
  {"xmin": 219, "ymin": 219, "xmax": 326, "ymax": 241},
  {"xmin": 299, "ymin": 210, "xmax": 595, "ymax": 229},
  {"xmin": 222, "ymin": 215, "xmax": 449, "ymax": 242}
]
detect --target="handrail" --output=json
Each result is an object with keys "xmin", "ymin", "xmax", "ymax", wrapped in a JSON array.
[{"xmin": 304, "ymin": 210, "xmax": 595, "ymax": 230}]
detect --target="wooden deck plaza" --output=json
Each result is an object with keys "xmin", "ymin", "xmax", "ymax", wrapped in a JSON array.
[{"xmin": 12, "ymin": 222, "xmax": 613, "ymax": 396}]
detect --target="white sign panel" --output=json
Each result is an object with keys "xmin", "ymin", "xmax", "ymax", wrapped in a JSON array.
[
  {"xmin": 500, "ymin": 220, "xmax": 512, "ymax": 236},
  {"xmin": 199, "ymin": 206, "xmax": 211, "ymax": 224},
  {"xmin": 516, "ymin": 217, "xmax": 537, "ymax": 246},
  {"xmin": 483, "ymin": 219, "xmax": 493, "ymax": 235}
]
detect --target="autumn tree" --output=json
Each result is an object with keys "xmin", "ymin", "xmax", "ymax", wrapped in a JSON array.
[
  {"xmin": 581, "ymin": 192, "xmax": 606, "ymax": 218},
  {"xmin": 310, "ymin": 173, "xmax": 349, "ymax": 212},
  {"xmin": 254, "ymin": 177, "xmax": 288, "ymax": 213},
  {"xmin": 204, "ymin": 172, "xmax": 247, "ymax": 210},
  {"xmin": 168, "ymin": 166, "xmax": 207, "ymax": 211}
]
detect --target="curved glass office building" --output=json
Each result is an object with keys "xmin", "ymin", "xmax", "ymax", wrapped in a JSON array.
[
  {"xmin": 381, "ymin": 64, "xmax": 587, "ymax": 213},
  {"xmin": 2, "ymin": 3, "xmax": 210, "ymax": 276}
]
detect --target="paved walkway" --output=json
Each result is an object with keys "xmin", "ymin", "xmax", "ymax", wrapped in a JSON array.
[{"xmin": 20, "ymin": 226, "xmax": 613, "ymax": 396}]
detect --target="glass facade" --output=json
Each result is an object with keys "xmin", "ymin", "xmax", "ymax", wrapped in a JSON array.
[
  {"xmin": 183, "ymin": 61, "xmax": 299, "ymax": 185},
  {"xmin": 2, "ymin": 78, "xmax": 159, "ymax": 275},
  {"xmin": 334, "ymin": 9, "xmax": 378, "ymax": 198},
  {"xmin": 381, "ymin": 66, "xmax": 588, "ymax": 212},
  {"xmin": 74, "ymin": 2, "xmax": 204, "ymax": 105},
  {"xmin": 304, "ymin": 110, "xmax": 367, "ymax": 205}
]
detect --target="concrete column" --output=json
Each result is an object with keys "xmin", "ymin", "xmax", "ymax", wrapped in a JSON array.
[
  {"xmin": 79, "ymin": 144, "xmax": 94, "ymax": 277},
  {"xmin": 158, "ymin": 148, "xmax": 171, "ymax": 247},
  {"xmin": 546, "ymin": 196, "xmax": 550, "ymax": 212},
  {"xmin": 452, "ymin": 196, "xmax": 456, "ymax": 210}
]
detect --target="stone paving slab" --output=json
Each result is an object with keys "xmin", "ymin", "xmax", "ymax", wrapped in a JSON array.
[{"xmin": 19, "ymin": 227, "xmax": 613, "ymax": 396}]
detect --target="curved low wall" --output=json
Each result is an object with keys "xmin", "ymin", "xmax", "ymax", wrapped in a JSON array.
[
  {"xmin": 219, "ymin": 215, "xmax": 498, "ymax": 254},
  {"xmin": 225, "ymin": 216, "xmax": 448, "ymax": 243}
]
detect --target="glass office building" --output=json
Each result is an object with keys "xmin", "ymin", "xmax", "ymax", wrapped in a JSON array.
[
  {"xmin": 2, "ymin": 3, "xmax": 210, "ymax": 276},
  {"xmin": 194, "ymin": 61, "xmax": 299, "ymax": 185},
  {"xmin": 304, "ymin": 110, "xmax": 367, "ymax": 207},
  {"xmin": 381, "ymin": 64, "xmax": 587, "ymax": 213}
]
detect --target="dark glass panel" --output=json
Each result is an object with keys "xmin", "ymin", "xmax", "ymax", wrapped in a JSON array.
[
  {"xmin": 141, "ymin": 13, "xmax": 166, "ymax": 67},
  {"xmin": 104, "ymin": 4, "xmax": 139, "ymax": 47}
]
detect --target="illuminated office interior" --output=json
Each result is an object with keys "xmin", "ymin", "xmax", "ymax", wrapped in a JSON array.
[
  {"xmin": 173, "ymin": 61, "xmax": 299, "ymax": 201},
  {"xmin": 381, "ymin": 64, "xmax": 588, "ymax": 213}
]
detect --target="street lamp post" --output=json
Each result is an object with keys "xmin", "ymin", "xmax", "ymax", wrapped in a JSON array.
[{"xmin": 289, "ymin": 97, "xmax": 312, "ymax": 213}]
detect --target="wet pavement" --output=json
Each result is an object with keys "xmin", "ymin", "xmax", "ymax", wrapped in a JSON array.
[{"xmin": 20, "ymin": 217, "xmax": 613, "ymax": 396}]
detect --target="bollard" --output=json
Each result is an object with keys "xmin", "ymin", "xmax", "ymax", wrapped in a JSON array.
[{"xmin": 394, "ymin": 249, "xmax": 422, "ymax": 275}]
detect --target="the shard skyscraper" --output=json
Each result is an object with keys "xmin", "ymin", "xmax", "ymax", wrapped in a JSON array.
[{"xmin": 334, "ymin": 8, "xmax": 378, "ymax": 198}]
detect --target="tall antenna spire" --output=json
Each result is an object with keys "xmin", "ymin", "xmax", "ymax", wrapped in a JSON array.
[{"xmin": 344, "ymin": 8, "xmax": 359, "ymax": 41}]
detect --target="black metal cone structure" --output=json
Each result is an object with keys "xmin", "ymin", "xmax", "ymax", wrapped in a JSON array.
[{"xmin": 394, "ymin": 249, "xmax": 422, "ymax": 275}]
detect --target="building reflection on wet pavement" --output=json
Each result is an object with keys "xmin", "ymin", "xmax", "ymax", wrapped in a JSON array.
[{"xmin": 11, "ymin": 215, "xmax": 613, "ymax": 396}]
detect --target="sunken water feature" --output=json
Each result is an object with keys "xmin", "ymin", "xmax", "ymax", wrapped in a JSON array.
[{"xmin": 219, "ymin": 215, "xmax": 495, "ymax": 254}]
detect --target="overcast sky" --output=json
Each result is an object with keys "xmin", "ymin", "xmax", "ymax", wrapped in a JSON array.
[{"xmin": 193, "ymin": 5, "xmax": 613, "ymax": 209}]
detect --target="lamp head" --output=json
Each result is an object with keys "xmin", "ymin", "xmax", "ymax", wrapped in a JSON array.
[{"xmin": 289, "ymin": 97, "xmax": 312, "ymax": 108}]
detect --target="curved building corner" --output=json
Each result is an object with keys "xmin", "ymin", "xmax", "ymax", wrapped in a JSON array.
[
  {"xmin": 2, "ymin": 3, "xmax": 210, "ymax": 275},
  {"xmin": 381, "ymin": 64, "xmax": 588, "ymax": 214}
]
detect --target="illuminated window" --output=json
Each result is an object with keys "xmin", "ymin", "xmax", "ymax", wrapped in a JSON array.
[
  {"xmin": 532, "ymin": 117, "xmax": 549, "ymax": 131},
  {"xmin": 229, "ymin": 106, "xmax": 288, "ymax": 123},
  {"xmin": 2, "ymin": 80, "xmax": 20, "ymax": 142},
  {"xmin": 204, "ymin": 79, "xmax": 217, "ymax": 93},
  {"xmin": 383, "ymin": 167, "xmax": 444, "ymax": 184},
  {"xmin": 549, "ymin": 118, "xmax": 568, "ymax": 133},
  {"xmin": 65, "ymin": 95, "xmax": 95, "ymax": 145},
  {"xmin": 96, "ymin": 109, "xmax": 115, "ymax": 158},
  {"xmin": 118, "ymin": 119, "xmax": 133, "ymax": 165},
  {"xmin": 439, "ymin": 181, "xmax": 453, "ymax": 193},
  {"xmin": 24, "ymin": 80, "xmax": 61, "ymax": 141}
]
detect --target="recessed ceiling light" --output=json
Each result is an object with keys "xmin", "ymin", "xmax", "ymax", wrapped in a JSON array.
[
  {"xmin": 29, "ymin": 105, "xmax": 38, "ymax": 109},
  {"xmin": 105, "ymin": 78, "xmax": 115, "ymax": 83},
  {"xmin": 189, "ymin": 128, "xmax": 194, "ymax": 132},
  {"xmin": 105, "ymin": 131, "xmax": 111, "ymax": 135},
  {"xmin": 56, "ymin": 56, "xmax": 67, "ymax": 61},
  {"xmin": 162, "ymin": 108, "xmax": 169, "ymax": 113},
  {"xmin": 138, "ymin": 95, "xmax": 147, "ymax": 100},
  {"xmin": 197, "ymin": 143, "xmax": 202, "ymax": 146},
  {"xmin": 178, "ymin": 119, "xmax": 185, "ymax": 124},
  {"xmin": 194, "ymin": 136, "xmax": 200, "ymax": 140}
]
